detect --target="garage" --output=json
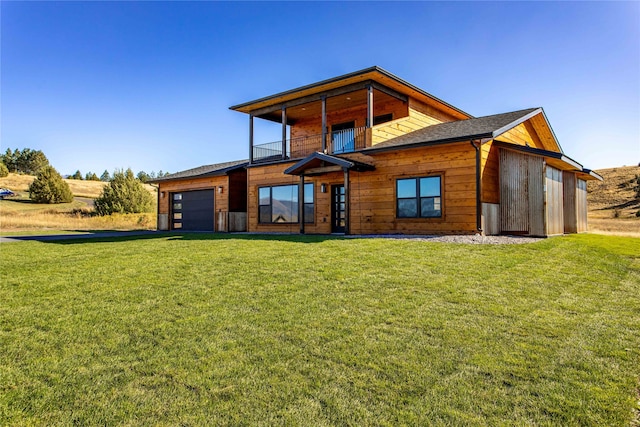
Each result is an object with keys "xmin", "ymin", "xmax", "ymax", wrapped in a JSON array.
[{"xmin": 171, "ymin": 189, "xmax": 215, "ymax": 231}]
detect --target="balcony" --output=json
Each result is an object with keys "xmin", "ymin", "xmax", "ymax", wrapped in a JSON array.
[{"xmin": 252, "ymin": 126, "xmax": 368, "ymax": 163}]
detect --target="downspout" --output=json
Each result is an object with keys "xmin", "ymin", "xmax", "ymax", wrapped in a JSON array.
[{"xmin": 470, "ymin": 140, "xmax": 483, "ymax": 233}]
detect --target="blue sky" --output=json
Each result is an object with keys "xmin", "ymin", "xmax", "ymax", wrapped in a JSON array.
[{"xmin": 2, "ymin": 1, "xmax": 638, "ymax": 176}]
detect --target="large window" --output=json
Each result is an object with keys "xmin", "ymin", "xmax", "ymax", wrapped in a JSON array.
[
  {"xmin": 259, "ymin": 183, "xmax": 314, "ymax": 224},
  {"xmin": 397, "ymin": 176, "xmax": 442, "ymax": 218}
]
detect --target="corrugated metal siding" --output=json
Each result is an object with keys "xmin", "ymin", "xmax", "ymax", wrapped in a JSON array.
[
  {"xmin": 545, "ymin": 166, "xmax": 564, "ymax": 235},
  {"xmin": 528, "ymin": 158, "xmax": 545, "ymax": 236},
  {"xmin": 500, "ymin": 150, "xmax": 530, "ymax": 233},
  {"xmin": 563, "ymin": 173, "xmax": 577, "ymax": 233},
  {"xmin": 482, "ymin": 203, "xmax": 500, "ymax": 235},
  {"xmin": 500, "ymin": 149, "xmax": 547, "ymax": 236},
  {"xmin": 576, "ymin": 179, "xmax": 588, "ymax": 232}
]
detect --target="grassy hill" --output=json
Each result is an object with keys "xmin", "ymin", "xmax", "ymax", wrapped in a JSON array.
[
  {"xmin": 588, "ymin": 166, "xmax": 640, "ymax": 236},
  {"xmin": 0, "ymin": 173, "xmax": 157, "ymax": 232}
]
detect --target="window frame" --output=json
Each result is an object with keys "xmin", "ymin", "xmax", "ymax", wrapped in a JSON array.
[
  {"xmin": 258, "ymin": 183, "xmax": 314, "ymax": 224},
  {"xmin": 396, "ymin": 175, "xmax": 443, "ymax": 219}
]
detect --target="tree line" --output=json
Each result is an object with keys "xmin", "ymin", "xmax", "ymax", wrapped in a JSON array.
[
  {"xmin": 0, "ymin": 148, "xmax": 50, "ymax": 176},
  {"xmin": 68, "ymin": 169, "xmax": 170, "ymax": 182},
  {"xmin": 1, "ymin": 147, "xmax": 171, "ymax": 183},
  {"xmin": 1, "ymin": 147, "xmax": 158, "ymax": 215}
]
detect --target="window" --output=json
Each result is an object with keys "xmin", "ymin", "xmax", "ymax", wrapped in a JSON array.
[
  {"xmin": 259, "ymin": 183, "xmax": 314, "ymax": 224},
  {"xmin": 373, "ymin": 113, "xmax": 393, "ymax": 125},
  {"xmin": 173, "ymin": 193, "xmax": 182, "ymax": 201},
  {"xmin": 396, "ymin": 176, "xmax": 441, "ymax": 218}
]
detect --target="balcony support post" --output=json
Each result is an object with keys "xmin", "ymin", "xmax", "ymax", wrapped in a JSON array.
[
  {"xmin": 249, "ymin": 114, "xmax": 254, "ymax": 164},
  {"xmin": 299, "ymin": 174, "xmax": 305, "ymax": 234},
  {"xmin": 281, "ymin": 107, "xmax": 287, "ymax": 160},
  {"xmin": 343, "ymin": 167, "xmax": 350, "ymax": 235},
  {"xmin": 366, "ymin": 83, "xmax": 374, "ymax": 128},
  {"xmin": 321, "ymin": 95, "xmax": 327, "ymax": 153}
]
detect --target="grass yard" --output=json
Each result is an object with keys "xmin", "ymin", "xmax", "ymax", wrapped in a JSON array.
[{"xmin": 1, "ymin": 234, "xmax": 639, "ymax": 426}]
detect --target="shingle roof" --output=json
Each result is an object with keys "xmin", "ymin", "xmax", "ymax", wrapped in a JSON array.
[
  {"xmin": 149, "ymin": 159, "xmax": 248, "ymax": 183},
  {"xmin": 366, "ymin": 108, "xmax": 541, "ymax": 152}
]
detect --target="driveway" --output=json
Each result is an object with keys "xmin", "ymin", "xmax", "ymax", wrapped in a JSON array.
[{"xmin": 0, "ymin": 230, "xmax": 159, "ymax": 243}]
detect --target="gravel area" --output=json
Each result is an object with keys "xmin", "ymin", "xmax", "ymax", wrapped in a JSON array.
[{"xmin": 347, "ymin": 234, "xmax": 545, "ymax": 244}]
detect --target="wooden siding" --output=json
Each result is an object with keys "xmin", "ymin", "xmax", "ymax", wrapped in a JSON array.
[
  {"xmin": 371, "ymin": 98, "xmax": 459, "ymax": 145},
  {"xmin": 496, "ymin": 114, "xmax": 561, "ymax": 153},
  {"xmin": 481, "ymin": 140, "xmax": 500, "ymax": 204},
  {"xmin": 157, "ymin": 169, "xmax": 247, "ymax": 232},
  {"xmin": 247, "ymin": 142, "xmax": 478, "ymax": 235},
  {"xmin": 563, "ymin": 172, "xmax": 577, "ymax": 234},
  {"xmin": 545, "ymin": 166, "xmax": 564, "ymax": 236},
  {"xmin": 499, "ymin": 123, "xmax": 544, "ymax": 149},
  {"xmin": 247, "ymin": 162, "xmax": 308, "ymax": 234},
  {"xmin": 228, "ymin": 169, "xmax": 248, "ymax": 212},
  {"xmin": 576, "ymin": 179, "xmax": 588, "ymax": 233},
  {"xmin": 499, "ymin": 149, "xmax": 546, "ymax": 236},
  {"xmin": 290, "ymin": 98, "xmax": 407, "ymax": 142}
]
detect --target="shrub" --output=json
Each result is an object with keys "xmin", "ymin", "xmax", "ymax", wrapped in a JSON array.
[
  {"xmin": 94, "ymin": 168, "xmax": 154, "ymax": 215},
  {"xmin": 28, "ymin": 166, "xmax": 74, "ymax": 204},
  {"xmin": 0, "ymin": 160, "xmax": 8, "ymax": 177}
]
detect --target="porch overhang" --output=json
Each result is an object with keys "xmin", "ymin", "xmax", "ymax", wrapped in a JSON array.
[
  {"xmin": 283, "ymin": 152, "xmax": 375, "ymax": 176},
  {"xmin": 578, "ymin": 168, "xmax": 604, "ymax": 182}
]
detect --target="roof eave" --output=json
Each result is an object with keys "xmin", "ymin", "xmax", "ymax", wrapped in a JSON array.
[
  {"xmin": 491, "ymin": 108, "xmax": 543, "ymax": 138},
  {"xmin": 149, "ymin": 162, "xmax": 248, "ymax": 183},
  {"xmin": 229, "ymin": 66, "xmax": 471, "ymax": 119},
  {"xmin": 363, "ymin": 133, "xmax": 494, "ymax": 154}
]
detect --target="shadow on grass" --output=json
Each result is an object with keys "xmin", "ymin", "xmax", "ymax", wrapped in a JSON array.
[{"xmin": 1, "ymin": 231, "xmax": 344, "ymax": 245}]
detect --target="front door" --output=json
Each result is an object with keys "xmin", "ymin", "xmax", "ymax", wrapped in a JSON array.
[
  {"xmin": 331, "ymin": 185, "xmax": 346, "ymax": 233},
  {"xmin": 331, "ymin": 121, "xmax": 355, "ymax": 154}
]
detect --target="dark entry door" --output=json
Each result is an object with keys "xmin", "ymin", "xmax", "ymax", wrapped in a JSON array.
[
  {"xmin": 171, "ymin": 189, "xmax": 215, "ymax": 231},
  {"xmin": 331, "ymin": 121, "xmax": 355, "ymax": 154},
  {"xmin": 331, "ymin": 185, "xmax": 346, "ymax": 233}
]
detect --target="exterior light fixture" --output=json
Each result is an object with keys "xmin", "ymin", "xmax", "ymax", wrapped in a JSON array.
[
  {"xmin": 321, "ymin": 183, "xmax": 327, "ymax": 193},
  {"xmin": 218, "ymin": 186, "xmax": 223, "ymax": 194}
]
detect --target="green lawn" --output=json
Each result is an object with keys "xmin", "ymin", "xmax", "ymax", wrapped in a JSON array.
[{"xmin": 1, "ymin": 234, "xmax": 638, "ymax": 426}]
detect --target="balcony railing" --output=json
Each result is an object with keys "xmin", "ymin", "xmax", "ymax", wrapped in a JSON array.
[{"xmin": 252, "ymin": 126, "xmax": 368, "ymax": 163}]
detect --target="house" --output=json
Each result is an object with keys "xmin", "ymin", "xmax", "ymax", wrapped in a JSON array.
[
  {"xmin": 153, "ymin": 66, "xmax": 602, "ymax": 236},
  {"xmin": 153, "ymin": 160, "xmax": 247, "ymax": 232}
]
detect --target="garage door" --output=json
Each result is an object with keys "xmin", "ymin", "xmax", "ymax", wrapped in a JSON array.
[{"xmin": 171, "ymin": 189, "xmax": 215, "ymax": 231}]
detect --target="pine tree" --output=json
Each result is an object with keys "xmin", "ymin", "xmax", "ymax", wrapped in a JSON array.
[
  {"xmin": 94, "ymin": 168, "xmax": 154, "ymax": 215},
  {"xmin": 0, "ymin": 160, "xmax": 8, "ymax": 178},
  {"xmin": 28, "ymin": 166, "xmax": 74, "ymax": 204},
  {"xmin": 100, "ymin": 170, "xmax": 111, "ymax": 182}
]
